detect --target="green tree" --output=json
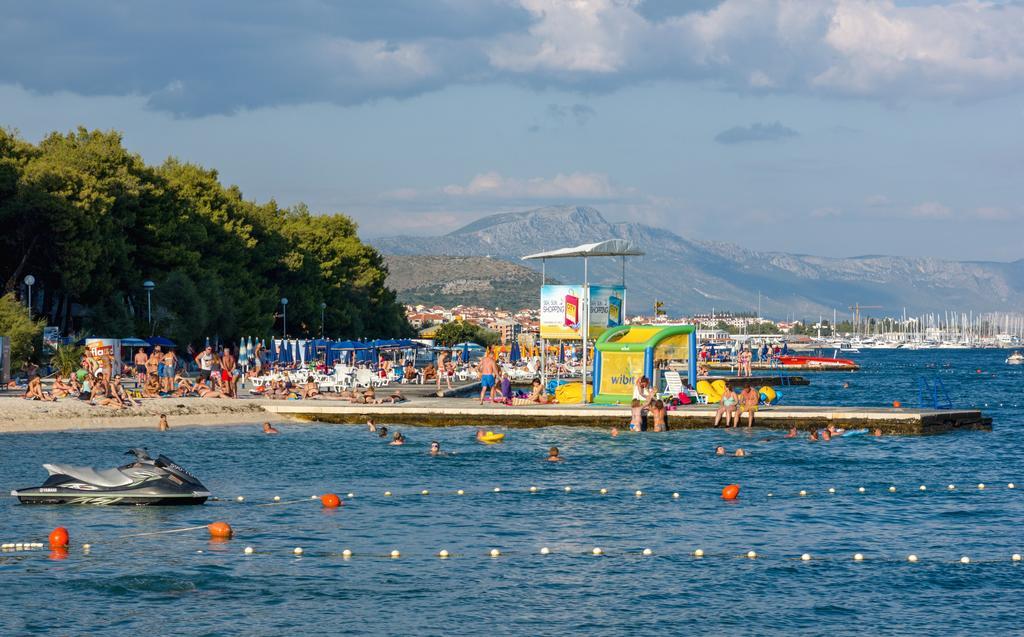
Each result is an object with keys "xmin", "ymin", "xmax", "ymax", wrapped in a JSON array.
[
  {"xmin": 0, "ymin": 293, "xmax": 45, "ymax": 368},
  {"xmin": 433, "ymin": 320, "xmax": 499, "ymax": 347}
]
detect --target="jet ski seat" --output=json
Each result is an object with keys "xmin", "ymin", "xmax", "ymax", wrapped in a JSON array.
[{"xmin": 43, "ymin": 464, "xmax": 134, "ymax": 487}]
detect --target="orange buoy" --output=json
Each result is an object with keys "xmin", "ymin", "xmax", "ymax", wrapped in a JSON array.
[
  {"xmin": 892, "ymin": 400, "xmax": 902, "ymax": 408},
  {"xmin": 321, "ymin": 493, "xmax": 342, "ymax": 508},
  {"xmin": 208, "ymin": 521, "xmax": 233, "ymax": 539},
  {"xmin": 48, "ymin": 527, "xmax": 69, "ymax": 549},
  {"xmin": 721, "ymin": 484, "xmax": 740, "ymax": 500}
]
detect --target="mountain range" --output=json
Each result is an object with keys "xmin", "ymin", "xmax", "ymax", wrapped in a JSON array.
[{"xmin": 373, "ymin": 206, "xmax": 1024, "ymax": 318}]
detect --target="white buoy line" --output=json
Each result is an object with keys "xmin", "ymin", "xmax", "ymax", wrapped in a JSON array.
[{"xmin": 211, "ymin": 481, "xmax": 1022, "ymax": 505}]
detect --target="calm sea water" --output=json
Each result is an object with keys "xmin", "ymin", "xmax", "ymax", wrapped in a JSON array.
[{"xmin": 1, "ymin": 350, "xmax": 1022, "ymax": 636}]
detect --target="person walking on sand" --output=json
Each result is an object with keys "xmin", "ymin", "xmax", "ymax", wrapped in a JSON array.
[
  {"xmin": 479, "ymin": 349, "xmax": 498, "ymax": 404},
  {"xmin": 221, "ymin": 347, "xmax": 237, "ymax": 398}
]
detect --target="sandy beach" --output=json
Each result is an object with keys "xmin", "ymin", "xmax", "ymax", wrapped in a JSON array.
[{"xmin": 0, "ymin": 395, "xmax": 274, "ymax": 433}]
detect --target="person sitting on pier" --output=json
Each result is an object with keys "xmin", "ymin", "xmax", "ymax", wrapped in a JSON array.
[
  {"xmin": 651, "ymin": 399, "xmax": 668, "ymax": 432},
  {"xmin": 739, "ymin": 385, "xmax": 759, "ymax": 428},
  {"xmin": 301, "ymin": 376, "xmax": 321, "ymax": 399},
  {"xmin": 713, "ymin": 387, "xmax": 739, "ymax": 427},
  {"xmin": 513, "ymin": 377, "xmax": 550, "ymax": 405},
  {"xmin": 546, "ymin": 446, "xmax": 563, "ymax": 462}
]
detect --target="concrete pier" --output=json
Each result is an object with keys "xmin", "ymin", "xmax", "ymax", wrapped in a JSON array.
[{"xmin": 262, "ymin": 399, "xmax": 990, "ymax": 435}]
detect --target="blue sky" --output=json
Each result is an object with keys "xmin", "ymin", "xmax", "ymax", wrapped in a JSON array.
[{"xmin": 2, "ymin": 0, "xmax": 1022, "ymax": 260}]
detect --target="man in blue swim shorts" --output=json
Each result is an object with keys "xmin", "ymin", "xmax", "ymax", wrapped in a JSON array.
[{"xmin": 478, "ymin": 349, "xmax": 498, "ymax": 404}]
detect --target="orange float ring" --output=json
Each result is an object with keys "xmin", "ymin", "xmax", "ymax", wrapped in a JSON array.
[
  {"xmin": 721, "ymin": 484, "xmax": 740, "ymax": 500},
  {"xmin": 48, "ymin": 526, "xmax": 69, "ymax": 549},
  {"xmin": 207, "ymin": 521, "xmax": 233, "ymax": 539},
  {"xmin": 892, "ymin": 400, "xmax": 902, "ymax": 408},
  {"xmin": 321, "ymin": 493, "xmax": 342, "ymax": 508}
]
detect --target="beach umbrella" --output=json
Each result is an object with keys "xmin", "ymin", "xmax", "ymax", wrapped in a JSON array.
[
  {"xmin": 510, "ymin": 341, "xmax": 521, "ymax": 364},
  {"xmin": 558, "ymin": 342, "xmax": 565, "ymax": 364},
  {"xmin": 462, "ymin": 342, "xmax": 470, "ymax": 364}
]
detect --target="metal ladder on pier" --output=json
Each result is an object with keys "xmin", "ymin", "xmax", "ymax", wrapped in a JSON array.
[{"xmin": 917, "ymin": 376, "xmax": 952, "ymax": 409}]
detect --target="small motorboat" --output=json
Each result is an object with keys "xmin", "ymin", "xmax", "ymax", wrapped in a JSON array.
[
  {"xmin": 12, "ymin": 448, "xmax": 210, "ymax": 505},
  {"xmin": 1007, "ymin": 351, "xmax": 1024, "ymax": 365},
  {"xmin": 778, "ymin": 355, "xmax": 860, "ymax": 370}
]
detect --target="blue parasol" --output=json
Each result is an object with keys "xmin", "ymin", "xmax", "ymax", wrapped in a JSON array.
[{"xmin": 510, "ymin": 341, "xmax": 521, "ymax": 364}]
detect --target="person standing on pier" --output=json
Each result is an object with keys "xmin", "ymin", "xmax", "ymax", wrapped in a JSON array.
[{"xmin": 479, "ymin": 349, "xmax": 498, "ymax": 404}]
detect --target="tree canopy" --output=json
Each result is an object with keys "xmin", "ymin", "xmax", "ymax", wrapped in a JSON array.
[
  {"xmin": 432, "ymin": 320, "xmax": 500, "ymax": 347},
  {"xmin": 0, "ymin": 127, "xmax": 410, "ymax": 356}
]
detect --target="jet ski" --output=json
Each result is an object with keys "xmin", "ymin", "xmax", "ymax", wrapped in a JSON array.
[{"xmin": 11, "ymin": 448, "xmax": 211, "ymax": 506}]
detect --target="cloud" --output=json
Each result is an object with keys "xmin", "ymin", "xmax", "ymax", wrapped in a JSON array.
[
  {"xmin": 910, "ymin": 201, "xmax": 952, "ymax": 219},
  {"xmin": 442, "ymin": 171, "xmax": 619, "ymax": 199},
  {"xmin": 865, "ymin": 194, "xmax": 890, "ymax": 207},
  {"xmin": 714, "ymin": 121, "xmax": 798, "ymax": 145},
  {"xmin": 970, "ymin": 206, "xmax": 1014, "ymax": 221},
  {"xmin": 5, "ymin": 0, "xmax": 1024, "ymax": 115},
  {"xmin": 810, "ymin": 206, "xmax": 841, "ymax": 218}
]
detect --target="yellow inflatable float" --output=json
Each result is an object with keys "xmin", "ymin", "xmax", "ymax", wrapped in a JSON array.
[{"xmin": 477, "ymin": 431, "xmax": 505, "ymax": 444}]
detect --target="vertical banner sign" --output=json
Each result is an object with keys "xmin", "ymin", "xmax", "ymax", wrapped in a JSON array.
[{"xmin": 541, "ymin": 285, "xmax": 626, "ymax": 340}]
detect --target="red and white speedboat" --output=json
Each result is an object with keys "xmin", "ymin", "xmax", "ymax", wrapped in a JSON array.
[{"xmin": 777, "ymin": 355, "xmax": 859, "ymax": 370}]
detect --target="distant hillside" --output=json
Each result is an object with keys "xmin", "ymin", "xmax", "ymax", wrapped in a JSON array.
[
  {"xmin": 373, "ymin": 205, "xmax": 1024, "ymax": 317},
  {"xmin": 383, "ymin": 255, "xmax": 544, "ymax": 310}
]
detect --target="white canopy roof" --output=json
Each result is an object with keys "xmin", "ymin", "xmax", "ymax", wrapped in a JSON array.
[{"xmin": 521, "ymin": 239, "xmax": 644, "ymax": 261}]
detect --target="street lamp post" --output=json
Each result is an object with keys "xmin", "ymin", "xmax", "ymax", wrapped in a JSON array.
[
  {"xmin": 23, "ymin": 275, "xmax": 35, "ymax": 317},
  {"xmin": 320, "ymin": 302, "xmax": 327, "ymax": 338},
  {"xmin": 280, "ymin": 297, "xmax": 289, "ymax": 338},
  {"xmin": 143, "ymin": 280, "xmax": 156, "ymax": 331}
]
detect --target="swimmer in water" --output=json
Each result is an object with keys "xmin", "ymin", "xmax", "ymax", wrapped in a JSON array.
[
  {"xmin": 262, "ymin": 422, "xmax": 279, "ymax": 434},
  {"xmin": 827, "ymin": 424, "xmax": 845, "ymax": 436},
  {"xmin": 715, "ymin": 445, "xmax": 726, "ymax": 456},
  {"xmin": 872, "ymin": 428, "xmax": 883, "ymax": 437},
  {"xmin": 808, "ymin": 428, "xmax": 819, "ymax": 441},
  {"xmin": 610, "ymin": 426, "xmax": 619, "ymax": 437},
  {"xmin": 378, "ymin": 425, "xmax": 389, "ymax": 438},
  {"xmin": 158, "ymin": 414, "xmax": 169, "ymax": 431},
  {"xmin": 430, "ymin": 441, "xmax": 441, "ymax": 455},
  {"xmin": 390, "ymin": 432, "xmax": 405, "ymax": 446},
  {"xmin": 784, "ymin": 426, "xmax": 798, "ymax": 438},
  {"xmin": 547, "ymin": 446, "xmax": 563, "ymax": 462},
  {"xmin": 367, "ymin": 419, "xmax": 376, "ymax": 432},
  {"xmin": 735, "ymin": 448, "xmax": 746, "ymax": 457},
  {"xmin": 821, "ymin": 429, "xmax": 832, "ymax": 441},
  {"xmin": 842, "ymin": 382, "xmax": 850, "ymax": 389}
]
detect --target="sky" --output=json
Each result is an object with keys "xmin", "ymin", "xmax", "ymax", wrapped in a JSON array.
[{"xmin": 2, "ymin": 0, "xmax": 1023, "ymax": 261}]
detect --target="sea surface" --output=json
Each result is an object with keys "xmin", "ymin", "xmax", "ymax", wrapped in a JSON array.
[{"xmin": 1, "ymin": 350, "xmax": 1022, "ymax": 636}]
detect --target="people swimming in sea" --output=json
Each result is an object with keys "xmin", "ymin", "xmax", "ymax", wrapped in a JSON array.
[
  {"xmin": 378, "ymin": 425, "xmax": 389, "ymax": 439},
  {"xmin": 842, "ymin": 382, "xmax": 850, "ymax": 389},
  {"xmin": 547, "ymin": 446, "xmax": 563, "ymax": 462},
  {"xmin": 610, "ymin": 426, "xmax": 619, "ymax": 437},
  {"xmin": 785, "ymin": 426, "xmax": 798, "ymax": 438},
  {"xmin": 262, "ymin": 422, "xmax": 279, "ymax": 434},
  {"xmin": 821, "ymin": 429, "xmax": 832, "ymax": 441},
  {"xmin": 390, "ymin": 432, "xmax": 405, "ymax": 446},
  {"xmin": 715, "ymin": 445, "xmax": 726, "ymax": 456},
  {"xmin": 430, "ymin": 441, "xmax": 442, "ymax": 455},
  {"xmin": 872, "ymin": 428, "xmax": 883, "ymax": 437},
  {"xmin": 367, "ymin": 419, "xmax": 376, "ymax": 432},
  {"xmin": 158, "ymin": 414, "xmax": 170, "ymax": 431},
  {"xmin": 808, "ymin": 428, "xmax": 819, "ymax": 441},
  {"xmin": 734, "ymin": 448, "xmax": 746, "ymax": 457},
  {"xmin": 629, "ymin": 399, "xmax": 643, "ymax": 432}
]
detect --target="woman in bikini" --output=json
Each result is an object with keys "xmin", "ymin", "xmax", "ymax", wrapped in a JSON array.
[
  {"xmin": 196, "ymin": 382, "xmax": 225, "ymax": 399},
  {"xmin": 301, "ymin": 376, "xmax": 321, "ymax": 399}
]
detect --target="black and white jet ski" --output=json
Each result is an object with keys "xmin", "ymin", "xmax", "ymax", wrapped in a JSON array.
[{"xmin": 11, "ymin": 448, "xmax": 211, "ymax": 505}]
